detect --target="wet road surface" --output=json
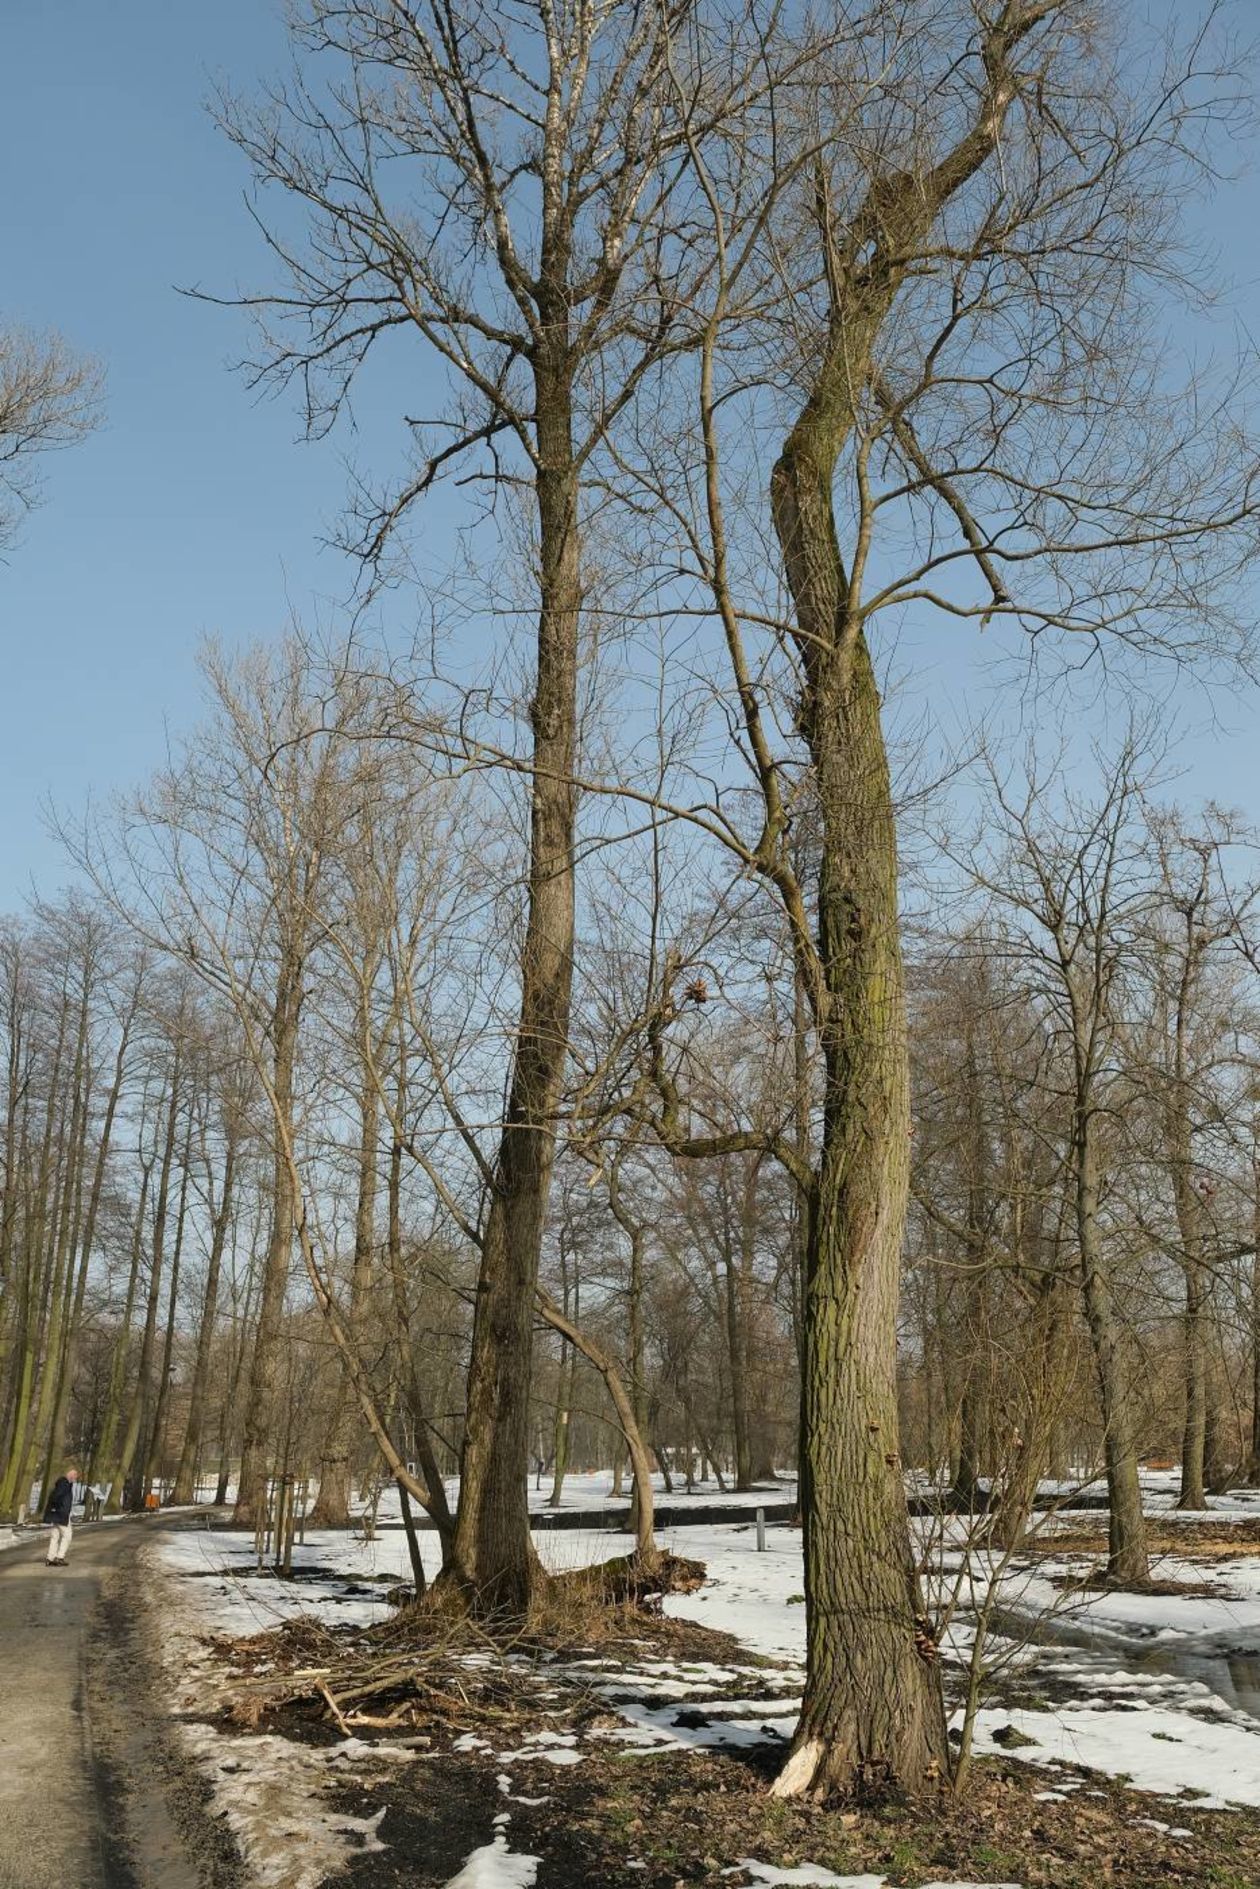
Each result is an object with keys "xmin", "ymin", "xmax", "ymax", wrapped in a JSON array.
[{"xmin": 0, "ymin": 1518, "xmax": 241, "ymax": 1889}]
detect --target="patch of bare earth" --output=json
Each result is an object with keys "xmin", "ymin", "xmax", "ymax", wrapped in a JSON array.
[
  {"xmin": 1051, "ymin": 1572, "xmax": 1231, "ymax": 1599},
  {"xmin": 318, "ymin": 1743, "xmax": 1260, "ymax": 1889},
  {"xmin": 1029, "ymin": 1516, "xmax": 1260, "ymax": 1565}
]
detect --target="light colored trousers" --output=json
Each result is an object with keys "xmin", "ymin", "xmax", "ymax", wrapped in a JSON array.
[{"xmin": 45, "ymin": 1522, "xmax": 72, "ymax": 1563}]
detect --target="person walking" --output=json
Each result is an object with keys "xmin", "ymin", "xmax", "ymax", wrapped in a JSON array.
[{"xmin": 43, "ymin": 1467, "xmax": 79, "ymax": 1566}]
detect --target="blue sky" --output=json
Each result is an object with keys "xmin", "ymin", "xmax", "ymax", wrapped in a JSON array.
[
  {"xmin": 0, "ymin": 2, "xmax": 459, "ymax": 907},
  {"xmin": 2, "ymin": 3, "xmax": 1259, "ymax": 911}
]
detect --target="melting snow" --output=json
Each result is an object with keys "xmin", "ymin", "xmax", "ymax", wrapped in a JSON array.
[
  {"xmin": 179, "ymin": 1723, "xmax": 393, "ymax": 1889},
  {"xmin": 970, "ymin": 1704, "xmax": 1260, "ymax": 1810},
  {"xmin": 441, "ymin": 1830, "xmax": 540, "ymax": 1888},
  {"xmin": 730, "ymin": 1866, "xmax": 1022, "ymax": 1889}
]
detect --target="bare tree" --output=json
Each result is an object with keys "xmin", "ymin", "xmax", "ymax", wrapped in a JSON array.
[
  {"xmin": 86, "ymin": 643, "xmax": 393, "ymax": 1525},
  {"xmin": 212, "ymin": 0, "xmax": 783, "ymax": 1610},
  {"xmin": 596, "ymin": 0, "xmax": 1260, "ymax": 1796},
  {"xmin": 0, "ymin": 325, "xmax": 101, "ymax": 551},
  {"xmin": 1131, "ymin": 809, "xmax": 1260, "ymax": 1506},
  {"xmin": 956, "ymin": 737, "xmax": 1158, "ymax": 1583}
]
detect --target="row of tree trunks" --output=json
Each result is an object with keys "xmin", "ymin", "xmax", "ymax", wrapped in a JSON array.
[
  {"xmin": 105, "ymin": 1047, "xmax": 182, "ymax": 1514},
  {"xmin": 310, "ymin": 1052, "xmax": 381, "ymax": 1528},
  {"xmin": 234, "ymin": 952, "xmax": 303, "ymax": 1530}
]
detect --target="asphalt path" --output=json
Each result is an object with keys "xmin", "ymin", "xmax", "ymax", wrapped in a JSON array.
[{"xmin": 0, "ymin": 1516, "xmax": 241, "ymax": 1889}]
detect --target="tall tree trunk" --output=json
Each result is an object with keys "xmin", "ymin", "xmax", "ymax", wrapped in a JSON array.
[
  {"xmin": 1203, "ymin": 1342, "xmax": 1232, "ymax": 1495},
  {"xmin": 548, "ymin": 1240, "xmax": 576, "ymax": 1508},
  {"xmin": 171, "ymin": 1127, "xmax": 238, "ymax": 1504},
  {"xmin": 791, "ymin": 960, "xmax": 813, "ymax": 1525},
  {"xmin": 377, "ymin": 1040, "xmax": 455, "ymax": 1556},
  {"xmin": 20, "ymin": 983, "xmax": 91, "ymax": 1511},
  {"xmin": 754, "ymin": 21, "xmax": 1050, "ymax": 1789},
  {"xmin": 609, "ymin": 1157, "xmax": 652, "ymax": 1529},
  {"xmin": 770, "ymin": 636, "xmax": 946, "ymax": 1799},
  {"xmin": 398, "ymin": 1478, "xmax": 427, "ymax": 1598},
  {"xmin": 450, "ymin": 329, "xmax": 580, "ymax": 1613},
  {"xmin": 89, "ymin": 1154, "xmax": 152, "ymax": 1488},
  {"xmin": 989, "ymin": 1270, "xmax": 1072, "ymax": 1550},
  {"xmin": 234, "ymin": 959, "xmax": 301, "ymax": 1527},
  {"xmin": 0, "ymin": 985, "xmax": 71, "ymax": 1515},
  {"xmin": 1246, "ymin": 1118, "xmax": 1260, "ymax": 1486},
  {"xmin": 107, "ymin": 1239, "xmax": 162, "ymax": 1518},
  {"xmin": 538, "ymin": 1287, "xmax": 659, "ymax": 1569},
  {"xmin": 1179, "ymin": 1236, "xmax": 1208, "ymax": 1510},
  {"xmin": 726, "ymin": 1218, "xmax": 753, "ymax": 1491},
  {"xmin": 949, "ymin": 1031, "xmax": 991, "ymax": 1511},
  {"xmin": 142, "ymin": 1114, "xmax": 194, "ymax": 1501},
  {"xmin": 37, "ymin": 1013, "xmax": 131, "ymax": 1504},
  {"xmin": 1075, "ymin": 1116, "xmax": 1148, "ymax": 1583},
  {"xmin": 549, "ymin": 1342, "xmax": 576, "ymax": 1507},
  {"xmin": 0, "ymin": 956, "xmax": 26, "ymax": 1388},
  {"xmin": 108, "ymin": 1062, "xmax": 181, "ymax": 1514},
  {"xmin": 1161, "ymin": 951, "xmax": 1211, "ymax": 1511},
  {"xmin": 311, "ymin": 1064, "xmax": 379, "ymax": 1526}
]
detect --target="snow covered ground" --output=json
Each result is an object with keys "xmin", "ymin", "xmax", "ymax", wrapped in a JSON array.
[
  {"xmin": 660, "ymin": 1517, "xmax": 1260, "ymax": 1811},
  {"xmin": 158, "ymin": 1517, "xmax": 637, "ymax": 1639},
  {"xmin": 157, "ymin": 1497, "xmax": 1260, "ymax": 1813},
  {"xmin": 150, "ymin": 1479, "xmax": 1260, "ymax": 1888},
  {"xmin": 302, "ymin": 1463, "xmax": 1260, "ymax": 1532},
  {"xmin": 155, "ymin": 1517, "xmax": 1025, "ymax": 1889}
]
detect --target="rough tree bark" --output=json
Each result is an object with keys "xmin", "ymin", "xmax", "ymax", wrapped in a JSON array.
[
  {"xmin": 1246, "ymin": 1116, "xmax": 1260, "ymax": 1486},
  {"xmin": 757, "ymin": 56, "xmax": 1061, "ymax": 1796},
  {"xmin": 948, "ymin": 1030, "xmax": 992, "ymax": 1512},
  {"xmin": 686, "ymin": 2, "xmax": 1066, "ymax": 1796},
  {"xmin": 769, "ymin": 634, "xmax": 948, "ymax": 1798},
  {"xmin": 449, "ymin": 329, "xmax": 580, "ymax": 1612},
  {"xmin": 1074, "ymin": 1110, "xmax": 1148, "ymax": 1583},
  {"xmin": 141, "ymin": 1113, "xmax": 195, "ymax": 1503}
]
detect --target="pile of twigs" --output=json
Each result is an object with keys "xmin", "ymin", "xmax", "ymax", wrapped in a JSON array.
[
  {"xmin": 215, "ymin": 1551, "xmax": 714, "ymax": 1740},
  {"xmin": 224, "ymin": 1612, "xmax": 557, "ymax": 1738}
]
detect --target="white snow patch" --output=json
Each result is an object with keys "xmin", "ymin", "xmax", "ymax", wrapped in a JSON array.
[
  {"xmin": 496, "ymin": 1773, "xmax": 551, "ymax": 1806},
  {"xmin": 990, "ymin": 1549, "xmax": 1260, "ymax": 1652},
  {"xmin": 732, "ymin": 1874, "xmax": 1021, "ymax": 1889},
  {"xmin": 612, "ymin": 1695, "xmax": 797, "ymax": 1754},
  {"xmin": 655, "ymin": 1515, "xmax": 1260, "ymax": 1808},
  {"xmin": 441, "ymin": 1830, "xmax": 540, "ymax": 1888},
  {"xmin": 971, "ymin": 1704, "xmax": 1260, "ymax": 1809},
  {"xmin": 731, "ymin": 1865, "xmax": 885, "ymax": 1887},
  {"xmin": 496, "ymin": 1734, "xmax": 585, "ymax": 1767},
  {"xmin": 180, "ymin": 1722, "xmax": 392, "ymax": 1889}
]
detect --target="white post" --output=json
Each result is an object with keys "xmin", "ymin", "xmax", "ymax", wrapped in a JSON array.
[{"xmin": 756, "ymin": 1507, "xmax": 766, "ymax": 1552}]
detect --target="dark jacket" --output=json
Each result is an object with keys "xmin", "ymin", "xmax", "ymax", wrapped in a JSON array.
[{"xmin": 43, "ymin": 1477, "xmax": 75, "ymax": 1525}]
